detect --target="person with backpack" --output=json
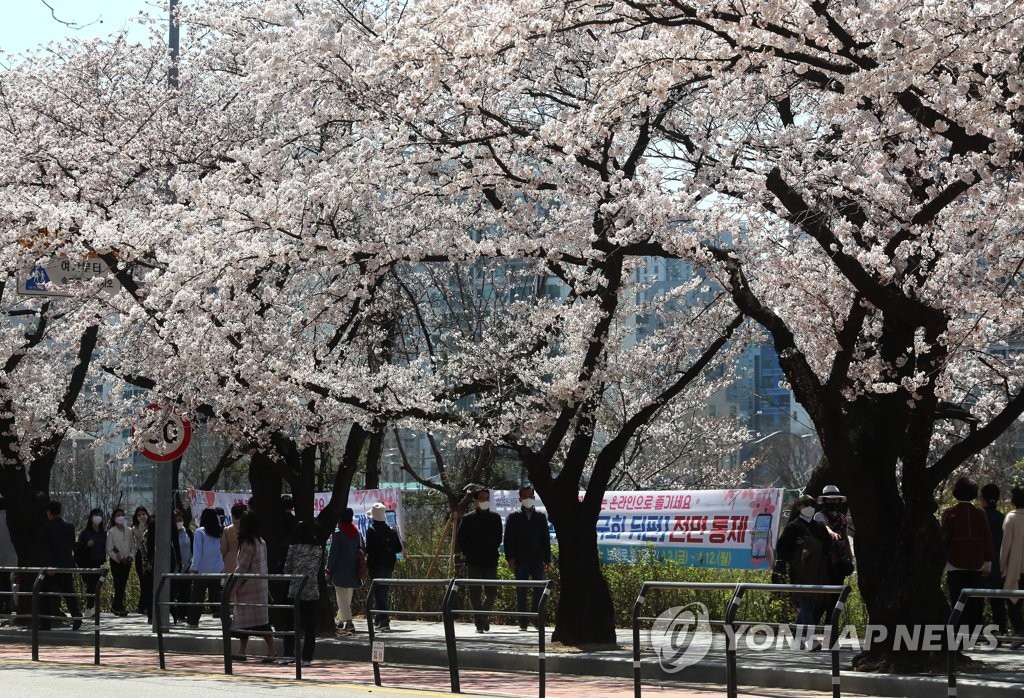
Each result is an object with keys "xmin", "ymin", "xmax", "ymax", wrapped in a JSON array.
[
  {"xmin": 813, "ymin": 485, "xmax": 855, "ymax": 584},
  {"xmin": 365, "ymin": 503, "xmax": 402, "ymax": 632},
  {"xmin": 326, "ymin": 507, "xmax": 363, "ymax": 633},
  {"xmin": 775, "ymin": 495, "xmax": 833, "ymax": 634}
]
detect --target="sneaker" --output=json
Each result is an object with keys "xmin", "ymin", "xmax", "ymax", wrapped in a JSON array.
[
  {"xmin": 301, "ymin": 660, "xmax": 312, "ymax": 667},
  {"xmin": 475, "ymin": 626, "xmax": 484, "ymax": 634},
  {"xmin": 378, "ymin": 623, "xmax": 391, "ymax": 632},
  {"xmin": 519, "ymin": 624, "xmax": 529, "ymax": 632},
  {"xmin": 344, "ymin": 621, "xmax": 357, "ymax": 633},
  {"xmin": 231, "ymin": 654, "xmax": 248, "ymax": 662},
  {"xmin": 71, "ymin": 618, "xmax": 83, "ymax": 631},
  {"xmin": 276, "ymin": 658, "xmax": 294, "ymax": 666}
]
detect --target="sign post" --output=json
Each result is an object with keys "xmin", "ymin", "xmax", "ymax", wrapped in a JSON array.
[{"xmin": 135, "ymin": 404, "xmax": 192, "ymax": 633}]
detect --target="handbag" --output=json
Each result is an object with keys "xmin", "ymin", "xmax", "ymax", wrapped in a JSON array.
[{"xmin": 356, "ymin": 548, "xmax": 368, "ymax": 583}]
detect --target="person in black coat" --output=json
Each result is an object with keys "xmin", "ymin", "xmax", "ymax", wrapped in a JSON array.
[
  {"xmin": 503, "ymin": 486, "xmax": 551, "ymax": 630},
  {"xmin": 38, "ymin": 500, "xmax": 82, "ymax": 630},
  {"xmin": 456, "ymin": 488, "xmax": 503, "ymax": 632},
  {"xmin": 75, "ymin": 508, "xmax": 107, "ymax": 615},
  {"xmin": 365, "ymin": 503, "xmax": 402, "ymax": 631}
]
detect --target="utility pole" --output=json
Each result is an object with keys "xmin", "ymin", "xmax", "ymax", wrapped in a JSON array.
[{"xmin": 152, "ymin": 0, "xmax": 179, "ymax": 634}]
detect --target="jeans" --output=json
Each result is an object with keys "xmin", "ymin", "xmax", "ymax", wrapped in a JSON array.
[
  {"xmin": 466, "ymin": 563, "xmax": 497, "ymax": 629},
  {"xmin": 369, "ymin": 565, "xmax": 394, "ymax": 626},
  {"xmin": 513, "ymin": 560, "xmax": 545, "ymax": 626}
]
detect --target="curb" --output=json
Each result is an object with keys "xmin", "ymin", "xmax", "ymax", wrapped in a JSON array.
[{"xmin": 0, "ymin": 627, "xmax": 1018, "ymax": 697}]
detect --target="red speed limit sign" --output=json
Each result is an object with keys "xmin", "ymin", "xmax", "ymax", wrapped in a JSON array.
[{"xmin": 135, "ymin": 404, "xmax": 192, "ymax": 462}]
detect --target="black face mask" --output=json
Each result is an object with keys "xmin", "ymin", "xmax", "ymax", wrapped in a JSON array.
[{"xmin": 824, "ymin": 503, "xmax": 840, "ymax": 512}]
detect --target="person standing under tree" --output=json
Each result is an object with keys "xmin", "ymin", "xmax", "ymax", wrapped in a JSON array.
[
  {"xmin": 105, "ymin": 508, "xmax": 134, "ymax": 617},
  {"xmin": 503, "ymin": 486, "xmax": 551, "ymax": 631},
  {"xmin": 980, "ymin": 483, "xmax": 1007, "ymax": 637},
  {"xmin": 132, "ymin": 507, "xmax": 153, "ymax": 619},
  {"xmin": 365, "ymin": 503, "xmax": 402, "ymax": 632},
  {"xmin": 283, "ymin": 521, "xmax": 322, "ymax": 667},
  {"xmin": 37, "ymin": 501, "xmax": 82, "ymax": 630},
  {"xmin": 231, "ymin": 514, "xmax": 276, "ymax": 662},
  {"xmin": 187, "ymin": 508, "xmax": 225, "ymax": 627},
  {"xmin": 75, "ymin": 508, "xmax": 106, "ymax": 616},
  {"xmin": 457, "ymin": 487, "xmax": 503, "ymax": 633},
  {"xmin": 325, "ymin": 508, "xmax": 362, "ymax": 633},
  {"xmin": 941, "ymin": 477, "xmax": 994, "ymax": 632}
]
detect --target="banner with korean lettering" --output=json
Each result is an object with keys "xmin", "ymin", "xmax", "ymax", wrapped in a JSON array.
[
  {"xmin": 488, "ymin": 488, "xmax": 783, "ymax": 570},
  {"xmin": 593, "ymin": 488, "xmax": 782, "ymax": 570}
]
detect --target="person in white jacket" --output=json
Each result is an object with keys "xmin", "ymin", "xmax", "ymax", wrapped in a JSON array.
[
  {"xmin": 105, "ymin": 508, "xmax": 135, "ymax": 616},
  {"xmin": 1001, "ymin": 487, "xmax": 1024, "ymax": 646}
]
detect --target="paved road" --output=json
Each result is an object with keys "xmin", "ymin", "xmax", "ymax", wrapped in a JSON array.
[{"xmin": 0, "ymin": 645, "xmax": 875, "ymax": 697}]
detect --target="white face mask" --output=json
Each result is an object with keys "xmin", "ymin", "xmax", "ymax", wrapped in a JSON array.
[
  {"xmin": 800, "ymin": 506, "xmax": 816, "ymax": 520},
  {"xmin": 91, "ymin": 516, "xmax": 102, "ymax": 526},
  {"xmin": 115, "ymin": 516, "xmax": 126, "ymax": 526},
  {"xmin": 138, "ymin": 515, "xmax": 148, "ymax": 524},
  {"xmin": 176, "ymin": 521, "xmax": 185, "ymax": 530},
  {"xmin": 521, "ymin": 498, "xmax": 535, "ymax": 509},
  {"xmin": 477, "ymin": 501, "xmax": 490, "ymax": 511}
]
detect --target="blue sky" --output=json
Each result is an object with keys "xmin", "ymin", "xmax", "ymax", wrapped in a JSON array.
[{"xmin": 0, "ymin": 0, "xmax": 159, "ymax": 57}]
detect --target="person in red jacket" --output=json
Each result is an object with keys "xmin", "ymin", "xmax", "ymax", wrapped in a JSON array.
[{"xmin": 941, "ymin": 477, "xmax": 994, "ymax": 630}]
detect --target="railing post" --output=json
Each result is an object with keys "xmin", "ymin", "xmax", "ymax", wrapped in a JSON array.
[
  {"xmin": 94, "ymin": 569, "xmax": 107, "ymax": 665},
  {"xmin": 947, "ymin": 590, "xmax": 967, "ymax": 698},
  {"xmin": 294, "ymin": 575, "xmax": 305, "ymax": 681},
  {"xmin": 221, "ymin": 574, "xmax": 236, "ymax": 675},
  {"xmin": 31, "ymin": 570, "xmax": 45, "ymax": 662},
  {"xmin": 632, "ymin": 582, "xmax": 648, "ymax": 698},
  {"xmin": 156, "ymin": 573, "xmax": 168, "ymax": 670},
  {"xmin": 827, "ymin": 585, "xmax": 850, "ymax": 698},
  {"xmin": 724, "ymin": 585, "xmax": 744, "ymax": 698},
  {"xmin": 367, "ymin": 579, "xmax": 381, "ymax": 687},
  {"xmin": 442, "ymin": 579, "xmax": 460, "ymax": 693},
  {"xmin": 537, "ymin": 583, "xmax": 550, "ymax": 698}
]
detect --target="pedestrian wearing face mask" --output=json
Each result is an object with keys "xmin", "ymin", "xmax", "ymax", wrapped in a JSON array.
[
  {"xmin": 75, "ymin": 508, "xmax": 107, "ymax": 615},
  {"xmin": 170, "ymin": 512, "xmax": 193, "ymax": 624},
  {"xmin": 775, "ymin": 495, "xmax": 833, "ymax": 633},
  {"xmin": 503, "ymin": 486, "xmax": 551, "ymax": 631},
  {"xmin": 456, "ymin": 488, "xmax": 503, "ymax": 633},
  {"xmin": 132, "ymin": 507, "xmax": 153, "ymax": 619},
  {"xmin": 105, "ymin": 508, "xmax": 134, "ymax": 616}
]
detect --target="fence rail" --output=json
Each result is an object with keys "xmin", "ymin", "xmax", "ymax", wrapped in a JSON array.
[
  {"xmin": 0, "ymin": 565, "xmax": 108, "ymax": 664},
  {"xmin": 632, "ymin": 581, "xmax": 850, "ymax": 698},
  {"xmin": 947, "ymin": 587, "xmax": 1024, "ymax": 698},
  {"xmin": 154, "ymin": 572, "xmax": 308, "ymax": 680}
]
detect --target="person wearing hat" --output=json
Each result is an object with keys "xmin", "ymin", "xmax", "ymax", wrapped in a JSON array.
[
  {"xmin": 813, "ymin": 485, "xmax": 855, "ymax": 583},
  {"xmin": 365, "ymin": 503, "xmax": 402, "ymax": 631}
]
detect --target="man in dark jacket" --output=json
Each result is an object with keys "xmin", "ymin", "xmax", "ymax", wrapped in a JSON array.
[
  {"xmin": 503, "ymin": 486, "xmax": 551, "ymax": 630},
  {"xmin": 365, "ymin": 503, "xmax": 402, "ymax": 631},
  {"xmin": 941, "ymin": 478, "xmax": 994, "ymax": 631},
  {"xmin": 456, "ymin": 488, "xmax": 503, "ymax": 632},
  {"xmin": 38, "ymin": 500, "xmax": 81, "ymax": 630},
  {"xmin": 981, "ymin": 483, "xmax": 1006, "ymax": 635}
]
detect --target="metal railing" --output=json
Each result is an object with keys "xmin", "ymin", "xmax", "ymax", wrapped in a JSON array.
[
  {"xmin": 632, "ymin": 581, "xmax": 850, "ymax": 698},
  {"xmin": 946, "ymin": 587, "xmax": 1024, "ymax": 697},
  {"xmin": 0, "ymin": 566, "xmax": 108, "ymax": 665},
  {"xmin": 445, "ymin": 578, "xmax": 551, "ymax": 698},
  {"xmin": 154, "ymin": 572, "xmax": 307, "ymax": 679},
  {"xmin": 366, "ymin": 578, "xmax": 455, "ymax": 690}
]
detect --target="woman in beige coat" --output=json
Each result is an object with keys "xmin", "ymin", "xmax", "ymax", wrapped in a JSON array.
[{"xmin": 1001, "ymin": 486, "xmax": 1024, "ymax": 642}]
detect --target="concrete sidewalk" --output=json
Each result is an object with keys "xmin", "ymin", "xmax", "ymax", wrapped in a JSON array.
[{"xmin": 0, "ymin": 613, "xmax": 1020, "ymax": 697}]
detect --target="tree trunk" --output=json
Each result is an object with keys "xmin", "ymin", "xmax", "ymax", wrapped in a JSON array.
[
  {"xmin": 363, "ymin": 425, "xmax": 385, "ymax": 489},
  {"xmin": 824, "ymin": 423, "xmax": 950, "ymax": 672},
  {"xmin": 544, "ymin": 498, "xmax": 617, "ymax": 646}
]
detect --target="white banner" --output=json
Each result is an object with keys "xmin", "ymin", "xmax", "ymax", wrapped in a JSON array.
[{"xmin": 487, "ymin": 488, "xmax": 783, "ymax": 570}]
